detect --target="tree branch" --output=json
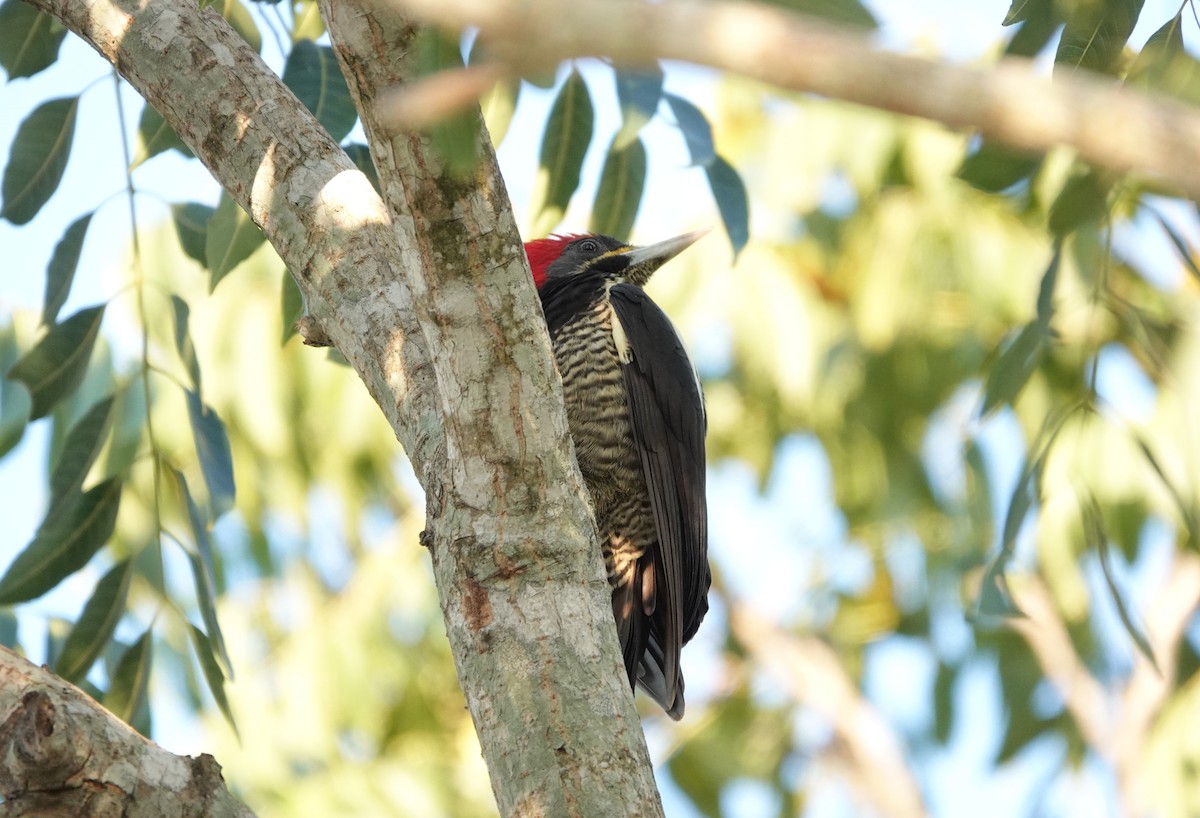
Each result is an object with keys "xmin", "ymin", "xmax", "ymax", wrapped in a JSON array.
[
  {"xmin": 729, "ymin": 607, "xmax": 928, "ymax": 818},
  {"xmin": 22, "ymin": 0, "xmax": 663, "ymax": 814},
  {"xmin": 383, "ymin": 0, "xmax": 1200, "ymax": 199},
  {"xmin": 0, "ymin": 646, "xmax": 254, "ymax": 818}
]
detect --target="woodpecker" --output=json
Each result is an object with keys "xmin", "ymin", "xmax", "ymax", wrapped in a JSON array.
[{"xmin": 525, "ymin": 230, "xmax": 710, "ymax": 719}]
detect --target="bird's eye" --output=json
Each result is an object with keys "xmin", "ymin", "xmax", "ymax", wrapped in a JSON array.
[{"xmin": 579, "ymin": 239, "xmax": 600, "ymax": 254}]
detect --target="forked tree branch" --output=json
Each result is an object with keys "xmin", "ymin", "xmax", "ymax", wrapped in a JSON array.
[
  {"xmin": 383, "ymin": 0, "xmax": 1200, "ymax": 198},
  {"xmin": 0, "ymin": 647, "xmax": 255, "ymax": 818},
  {"xmin": 14, "ymin": 0, "xmax": 662, "ymax": 815}
]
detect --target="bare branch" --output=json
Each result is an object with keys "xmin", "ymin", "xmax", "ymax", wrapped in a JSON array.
[
  {"xmin": 0, "ymin": 647, "xmax": 254, "ymax": 818},
  {"xmin": 730, "ymin": 607, "xmax": 928, "ymax": 818},
  {"xmin": 383, "ymin": 0, "xmax": 1200, "ymax": 198}
]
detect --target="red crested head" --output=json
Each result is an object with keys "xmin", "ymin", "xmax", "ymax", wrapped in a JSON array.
[{"xmin": 525, "ymin": 233, "xmax": 590, "ymax": 289}]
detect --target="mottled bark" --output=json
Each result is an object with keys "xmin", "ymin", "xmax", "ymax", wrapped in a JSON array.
[
  {"xmin": 0, "ymin": 647, "xmax": 254, "ymax": 818},
  {"xmin": 14, "ymin": 0, "xmax": 663, "ymax": 815}
]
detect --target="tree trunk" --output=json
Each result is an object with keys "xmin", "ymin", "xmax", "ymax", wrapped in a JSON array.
[{"xmin": 11, "ymin": 0, "xmax": 665, "ymax": 815}]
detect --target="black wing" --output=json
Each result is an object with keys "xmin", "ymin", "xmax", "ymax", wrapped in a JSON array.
[{"xmin": 609, "ymin": 283, "xmax": 709, "ymax": 717}]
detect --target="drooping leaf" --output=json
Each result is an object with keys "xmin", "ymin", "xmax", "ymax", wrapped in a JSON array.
[
  {"xmin": 54, "ymin": 559, "xmax": 133, "ymax": 682},
  {"xmin": 589, "ymin": 136, "xmax": 647, "ymax": 241},
  {"xmin": 1147, "ymin": 207, "xmax": 1200, "ymax": 282},
  {"xmin": 187, "ymin": 389, "xmax": 236, "ymax": 518},
  {"xmin": 1048, "ymin": 168, "xmax": 1110, "ymax": 236},
  {"xmin": 292, "ymin": 0, "xmax": 324, "ymax": 41},
  {"xmin": 413, "ymin": 28, "xmax": 483, "ymax": 176},
  {"xmin": 282, "ymin": 40, "xmax": 356, "ymax": 143},
  {"xmin": 48, "ymin": 395, "xmax": 115, "ymax": 509},
  {"xmin": 974, "ymin": 555, "xmax": 1024, "ymax": 622},
  {"xmin": 531, "ymin": 69, "xmax": 594, "ymax": 236},
  {"xmin": 1132, "ymin": 431, "xmax": 1200, "ymax": 546},
  {"xmin": 613, "ymin": 66, "xmax": 663, "ymax": 150},
  {"xmin": 761, "ymin": 0, "xmax": 877, "ymax": 28},
  {"xmin": 0, "ymin": 477, "xmax": 122, "ymax": 605},
  {"xmin": 666, "ymin": 93, "xmax": 716, "ymax": 168},
  {"xmin": 1, "ymin": 96, "xmax": 78, "ymax": 225},
  {"xmin": 104, "ymin": 630, "xmax": 153, "ymax": 728},
  {"xmin": 0, "ymin": 610, "xmax": 16, "ymax": 648},
  {"xmin": 43, "ymin": 212, "xmax": 93, "ymax": 325},
  {"xmin": 171, "ymin": 296, "xmax": 202, "ymax": 393},
  {"xmin": 1081, "ymin": 494, "xmax": 1158, "ymax": 671},
  {"xmin": 0, "ymin": 0, "xmax": 67, "ymax": 80},
  {"xmin": 172, "ymin": 202, "xmax": 216, "ymax": 266},
  {"xmin": 206, "ymin": 193, "xmax": 265, "ymax": 291},
  {"xmin": 1126, "ymin": 13, "xmax": 1200, "ymax": 105},
  {"xmin": 7, "ymin": 304, "xmax": 105, "ymax": 420},
  {"xmin": 1035, "ymin": 245, "xmax": 1061, "ymax": 326},
  {"xmin": 480, "ymin": 77, "xmax": 520, "ymax": 147},
  {"xmin": 1055, "ymin": 0, "xmax": 1142, "ymax": 76},
  {"xmin": 342, "ymin": 143, "xmax": 380, "ymax": 194},
  {"xmin": 220, "ymin": 0, "xmax": 262, "ymax": 53},
  {"xmin": 281, "ymin": 271, "xmax": 304, "ymax": 344},
  {"xmin": 131, "ymin": 103, "xmax": 193, "ymax": 169},
  {"xmin": 706, "ymin": 155, "xmax": 750, "ymax": 259},
  {"xmin": 189, "ymin": 624, "xmax": 239, "ymax": 737},
  {"xmin": 981, "ymin": 323, "xmax": 1046, "ymax": 415},
  {"xmin": 1004, "ymin": 0, "xmax": 1061, "ymax": 56},
  {"xmin": 957, "ymin": 141, "xmax": 1041, "ymax": 192},
  {"xmin": 172, "ymin": 467, "xmax": 232, "ymax": 676},
  {"xmin": 0, "ymin": 324, "xmax": 32, "ymax": 457}
]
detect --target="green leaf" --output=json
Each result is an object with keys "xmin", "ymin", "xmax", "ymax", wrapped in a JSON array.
[
  {"xmin": 589, "ymin": 136, "xmax": 646, "ymax": 241},
  {"xmin": 0, "ymin": 477, "xmax": 121, "ymax": 605},
  {"xmin": 0, "ymin": 610, "xmax": 16, "ymax": 648},
  {"xmin": 980, "ymin": 322, "xmax": 1046, "ymax": 415},
  {"xmin": 131, "ymin": 103, "xmax": 193, "ymax": 169},
  {"xmin": 1035, "ymin": 245, "xmax": 1061, "ymax": 326},
  {"xmin": 54, "ymin": 559, "xmax": 133, "ymax": 682},
  {"xmin": 413, "ymin": 28, "xmax": 483, "ymax": 176},
  {"xmin": 760, "ymin": 0, "xmax": 877, "ymax": 28},
  {"xmin": 281, "ymin": 272, "xmax": 304, "ymax": 344},
  {"xmin": 7, "ymin": 304, "xmax": 104, "ymax": 420},
  {"xmin": 706, "ymin": 155, "xmax": 750, "ymax": 259},
  {"xmin": 343, "ymin": 143, "xmax": 379, "ymax": 194},
  {"xmin": 1127, "ymin": 13, "xmax": 1200, "ymax": 105},
  {"xmin": 666, "ymin": 94, "xmax": 715, "ymax": 168},
  {"xmin": 1055, "ymin": 0, "xmax": 1142, "ymax": 76},
  {"xmin": 187, "ymin": 390, "xmax": 236, "ymax": 518},
  {"xmin": 1081, "ymin": 494, "xmax": 1158, "ymax": 671},
  {"xmin": 48, "ymin": 395, "xmax": 115, "ymax": 509},
  {"xmin": 292, "ymin": 0, "xmax": 324, "ymax": 41},
  {"xmin": 1, "ymin": 96, "xmax": 78, "ymax": 225},
  {"xmin": 531, "ymin": 69, "xmax": 594, "ymax": 236},
  {"xmin": 0, "ymin": 324, "xmax": 31, "ymax": 457},
  {"xmin": 957, "ymin": 142, "xmax": 1041, "ymax": 192},
  {"xmin": 1132, "ymin": 431, "xmax": 1200, "ymax": 546},
  {"xmin": 171, "ymin": 296, "xmax": 202, "ymax": 393},
  {"xmin": 974, "ymin": 555, "xmax": 1024, "ymax": 622},
  {"xmin": 613, "ymin": 66, "xmax": 663, "ymax": 150},
  {"xmin": 221, "ymin": 0, "xmax": 262, "ymax": 53},
  {"xmin": 189, "ymin": 624, "xmax": 238, "ymax": 737},
  {"xmin": 0, "ymin": 0, "xmax": 66, "ymax": 80},
  {"xmin": 206, "ymin": 193, "xmax": 265, "ymax": 291},
  {"xmin": 104, "ymin": 630, "xmax": 153, "ymax": 728},
  {"xmin": 1002, "ymin": 0, "xmax": 1039, "ymax": 25},
  {"xmin": 1048, "ymin": 168, "xmax": 1110, "ymax": 236},
  {"xmin": 282, "ymin": 40, "xmax": 356, "ymax": 143},
  {"xmin": 1005, "ymin": 0, "xmax": 1061, "ymax": 57},
  {"xmin": 172, "ymin": 202, "xmax": 216, "ymax": 266},
  {"xmin": 42, "ymin": 212, "xmax": 94, "ymax": 326},
  {"xmin": 172, "ymin": 467, "xmax": 232, "ymax": 676},
  {"xmin": 480, "ymin": 77, "xmax": 520, "ymax": 147}
]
